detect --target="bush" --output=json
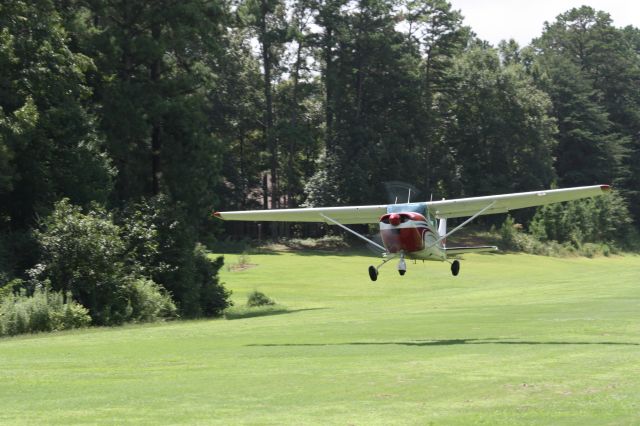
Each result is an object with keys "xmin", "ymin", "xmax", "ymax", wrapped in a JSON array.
[
  {"xmin": 27, "ymin": 196, "xmax": 232, "ymax": 328},
  {"xmin": 31, "ymin": 199, "xmax": 131, "ymax": 325},
  {"xmin": 194, "ymin": 245, "xmax": 232, "ymax": 317},
  {"xmin": 128, "ymin": 278, "xmax": 178, "ymax": 323},
  {"xmin": 224, "ymin": 304, "xmax": 288, "ymax": 320},
  {"xmin": 120, "ymin": 197, "xmax": 231, "ymax": 318},
  {"xmin": 0, "ymin": 289, "xmax": 91, "ymax": 337},
  {"xmin": 499, "ymin": 215, "xmax": 619, "ymax": 258},
  {"xmin": 246, "ymin": 290, "xmax": 276, "ymax": 307},
  {"xmin": 530, "ymin": 191, "xmax": 637, "ymax": 249},
  {"xmin": 499, "ymin": 216, "xmax": 519, "ymax": 250}
]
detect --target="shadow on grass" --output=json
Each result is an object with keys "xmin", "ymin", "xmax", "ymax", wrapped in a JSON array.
[
  {"xmin": 248, "ymin": 337, "xmax": 640, "ymax": 347},
  {"xmin": 225, "ymin": 307, "xmax": 328, "ymax": 320}
]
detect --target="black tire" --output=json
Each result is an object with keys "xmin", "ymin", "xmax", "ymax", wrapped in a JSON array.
[
  {"xmin": 368, "ymin": 265, "xmax": 378, "ymax": 281},
  {"xmin": 451, "ymin": 260, "xmax": 460, "ymax": 276},
  {"xmin": 399, "ymin": 270, "xmax": 406, "ymax": 276}
]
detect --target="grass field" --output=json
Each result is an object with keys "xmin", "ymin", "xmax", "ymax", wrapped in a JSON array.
[{"xmin": 1, "ymin": 250, "xmax": 639, "ymax": 425}]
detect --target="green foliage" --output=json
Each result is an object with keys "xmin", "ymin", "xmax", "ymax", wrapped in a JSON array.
[
  {"xmin": 32, "ymin": 199, "xmax": 131, "ymax": 325},
  {"xmin": 70, "ymin": 0, "xmax": 226, "ymax": 217},
  {"xmin": 0, "ymin": 288, "xmax": 91, "ymax": 337},
  {"xmin": 121, "ymin": 197, "xmax": 231, "ymax": 318},
  {"xmin": 30, "ymin": 198, "xmax": 230, "ymax": 325},
  {"xmin": 498, "ymin": 216, "xmax": 519, "ymax": 251},
  {"xmin": 194, "ymin": 246, "xmax": 232, "ymax": 317},
  {"xmin": 238, "ymin": 252, "xmax": 251, "ymax": 267},
  {"xmin": 448, "ymin": 45, "xmax": 557, "ymax": 195},
  {"xmin": 533, "ymin": 7, "xmax": 640, "ymax": 220},
  {"xmin": 499, "ymin": 217, "xmax": 572, "ymax": 257},
  {"xmin": 304, "ymin": 151, "xmax": 344, "ymax": 206},
  {"xmin": 0, "ymin": 238, "xmax": 9, "ymax": 286},
  {"xmin": 224, "ymin": 304, "xmax": 287, "ymax": 320},
  {"xmin": 0, "ymin": 279, "xmax": 24, "ymax": 300},
  {"xmin": 246, "ymin": 290, "xmax": 276, "ymax": 307},
  {"xmin": 0, "ymin": 0, "xmax": 113, "ymax": 231},
  {"xmin": 128, "ymin": 278, "xmax": 177, "ymax": 323},
  {"xmin": 223, "ymin": 289, "xmax": 283, "ymax": 320},
  {"xmin": 530, "ymin": 191, "xmax": 636, "ymax": 249},
  {"xmin": 499, "ymin": 197, "xmax": 632, "ymax": 257}
]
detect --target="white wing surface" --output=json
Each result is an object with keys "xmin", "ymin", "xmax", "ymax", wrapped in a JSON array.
[
  {"xmin": 214, "ymin": 205, "xmax": 388, "ymax": 224},
  {"xmin": 214, "ymin": 185, "xmax": 610, "ymax": 224},
  {"xmin": 427, "ymin": 185, "xmax": 610, "ymax": 219}
]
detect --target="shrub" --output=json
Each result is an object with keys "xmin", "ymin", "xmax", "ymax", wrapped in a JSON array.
[
  {"xmin": 499, "ymin": 216, "xmax": 519, "ymax": 250},
  {"xmin": 194, "ymin": 245, "xmax": 232, "ymax": 317},
  {"xmin": 224, "ymin": 304, "xmax": 288, "ymax": 320},
  {"xmin": 0, "ymin": 289, "xmax": 91, "ymax": 337},
  {"xmin": 238, "ymin": 252, "xmax": 251, "ymax": 267},
  {"xmin": 31, "ymin": 199, "xmax": 131, "ymax": 325},
  {"xmin": 499, "ymin": 215, "xmax": 619, "ymax": 258},
  {"xmin": 530, "ymin": 191, "xmax": 637, "ymax": 249},
  {"xmin": 28, "ymin": 196, "xmax": 232, "ymax": 327},
  {"xmin": 247, "ymin": 290, "xmax": 275, "ymax": 307},
  {"xmin": 128, "ymin": 278, "xmax": 177, "ymax": 322},
  {"xmin": 51, "ymin": 300, "xmax": 93, "ymax": 330},
  {"xmin": 120, "ymin": 197, "xmax": 231, "ymax": 318},
  {"xmin": 0, "ymin": 279, "xmax": 24, "ymax": 300}
]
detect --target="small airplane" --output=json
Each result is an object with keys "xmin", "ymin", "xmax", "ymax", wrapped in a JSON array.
[{"xmin": 214, "ymin": 185, "xmax": 610, "ymax": 281}]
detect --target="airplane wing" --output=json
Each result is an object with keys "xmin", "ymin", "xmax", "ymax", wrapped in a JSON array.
[
  {"xmin": 426, "ymin": 185, "xmax": 610, "ymax": 219},
  {"xmin": 213, "ymin": 205, "xmax": 388, "ymax": 224},
  {"xmin": 214, "ymin": 185, "xmax": 610, "ymax": 224}
]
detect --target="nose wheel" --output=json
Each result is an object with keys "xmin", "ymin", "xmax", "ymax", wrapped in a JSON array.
[
  {"xmin": 398, "ymin": 255, "xmax": 406, "ymax": 276},
  {"xmin": 451, "ymin": 260, "xmax": 460, "ymax": 276}
]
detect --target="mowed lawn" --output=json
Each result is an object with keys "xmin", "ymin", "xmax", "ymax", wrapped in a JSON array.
[{"xmin": 1, "ymin": 251, "xmax": 639, "ymax": 425}]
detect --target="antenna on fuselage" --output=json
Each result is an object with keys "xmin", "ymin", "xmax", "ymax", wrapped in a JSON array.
[
  {"xmin": 394, "ymin": 196, "xmax": 398, "ymax": 204},
  {"xmin": 407, "ymin": 189, "xmax": 411, "ymax": 203}
]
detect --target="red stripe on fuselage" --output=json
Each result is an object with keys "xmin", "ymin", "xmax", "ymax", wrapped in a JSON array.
[{"xmin": 379, "ymin": 212, "xmax": 431, "ymax": 253}]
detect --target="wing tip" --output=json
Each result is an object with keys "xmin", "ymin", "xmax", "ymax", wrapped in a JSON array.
[
  {"xmin": 600, "ymin": 184, "xmax": 612, "ymax": 192},
  {"xmin": 212, "ymin": 211, "xmax": 223, "ymax": 220}
]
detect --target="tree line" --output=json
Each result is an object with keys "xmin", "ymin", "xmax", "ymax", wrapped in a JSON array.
[{"xmin": 1, "ymin": 0, "xmax": 639, "ymax": 329}]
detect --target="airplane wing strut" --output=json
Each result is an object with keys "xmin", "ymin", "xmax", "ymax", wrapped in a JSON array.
[
  {"xmin": 427, "ymin": 201, "xmax": 496, "ymax": 248},
  {"xmin": 319, "ymin": 213, "xmax": 387, "ymax": 253}
]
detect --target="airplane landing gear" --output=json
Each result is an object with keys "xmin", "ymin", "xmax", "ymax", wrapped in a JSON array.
[
  {"xmin": 368, "ymin": 253, "xmax": 398, "ymax": 281},
  {"xmin": 368, "ymin": 265, "xmax": 378, "ymax": 281},
  {"xmin": 451, "ymin": 260, "xmax": 460, "ymax": 276},
  {"xmin": 398, "ymin": 254, "xmax": 407, "ymax": 276}
]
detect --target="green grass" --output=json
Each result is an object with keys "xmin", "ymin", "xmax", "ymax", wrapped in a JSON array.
[{"xmin": 1, "ymin": 251, "xmax": 639, "ymax": 424}]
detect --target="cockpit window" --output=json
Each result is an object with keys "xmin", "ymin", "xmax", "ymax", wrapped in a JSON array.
[{"xmin": 425, "ymin": 210, "xmax": 436, "ymax": 227}]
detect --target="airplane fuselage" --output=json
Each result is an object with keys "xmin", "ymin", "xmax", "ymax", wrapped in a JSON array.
[{"xmin": 379, "ymin": 211, "xmax": 446, "ymax": 261}]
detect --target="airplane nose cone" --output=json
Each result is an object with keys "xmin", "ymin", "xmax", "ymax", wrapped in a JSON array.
[{"xmin": 389, "ymin": 213, "xmax": 401, "ymax": 226}]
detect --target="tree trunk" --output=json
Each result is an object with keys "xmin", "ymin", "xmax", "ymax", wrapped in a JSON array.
[
  {"xmin": 150, "ymin": 24, "xmax": 162, "ymax": 196},
  {"xmin": 324, "ymin": 27, "xmax": 334, "ymax": 153},
  {"xmin": 288, "ymin": 38, "xmax": 303, "ymax": 208},
  {"xmin": 259, "ymin": 0, "xmax": 278, "ymax": 210}
]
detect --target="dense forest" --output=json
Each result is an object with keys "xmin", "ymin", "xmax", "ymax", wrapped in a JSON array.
[{"xmin": 1, "ymin": 0, "xmax": 639, "ymax": 332}]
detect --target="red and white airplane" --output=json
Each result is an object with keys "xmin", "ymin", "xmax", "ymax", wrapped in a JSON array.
[{"xmin": 214, "ymin": 185, "xmax": 610, "ymax": 281}]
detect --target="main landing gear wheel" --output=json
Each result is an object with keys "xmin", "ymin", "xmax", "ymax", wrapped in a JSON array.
[
  {"xmin": 368, "ymin": 265, "xmax": 378, "ymax": 282},
  {"xmin": 399, "ymin": 270, "xmax": 406, "ymax": 276},
  {"xmin": 451, "ymin": 260, "xmax": 460, "ymax": 276}
]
